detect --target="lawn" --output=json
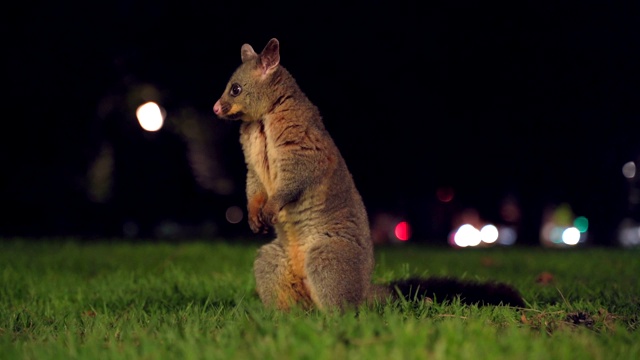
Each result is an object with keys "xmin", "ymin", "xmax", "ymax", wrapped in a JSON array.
[{"xmin": 1, "ymin": 239, "xmax": 638, "ymax": 359}]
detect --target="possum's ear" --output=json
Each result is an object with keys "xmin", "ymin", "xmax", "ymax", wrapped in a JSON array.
[
  {"xmin": 258, "ymin": 38, "xmax": 280, "ymax": 75},
  {"xmin": 241, "ymin": 44, "xmax": 258, "ymax": 63}
]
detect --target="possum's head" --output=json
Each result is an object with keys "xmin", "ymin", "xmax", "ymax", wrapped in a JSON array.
[{"xmin": 213, "ymin": 38, "xmax": 281, "ymax": 121}]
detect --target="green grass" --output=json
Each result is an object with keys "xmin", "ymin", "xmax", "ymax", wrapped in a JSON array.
[{"xmin": 1, "ymin": 239, "xmax": 638, "ymax": 359}]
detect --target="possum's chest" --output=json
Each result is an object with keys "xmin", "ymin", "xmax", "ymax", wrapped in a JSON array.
[{"xmin": 240, "ymin": 122, "xmax": 276, "ymax": 193}]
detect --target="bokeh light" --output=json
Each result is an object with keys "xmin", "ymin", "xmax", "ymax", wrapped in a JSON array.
[
  {"xmin": 622, "ymin": 161, "xmax": 636, "ymax": 179},
  {"xmin": 394, "ymin": 221, "xmax": 411, "ymax": 241},
  {"xmin": 497, "ymin": 226, "xmax": 517, "ymax": 245},
  {"xmin": 574, "ymin": 216, "xmax": 589, "ymax": 233},
  {"xmin": 136, "ymin": 102, "xmax": 165, "ymax": 131},
  {"xmin": 480, "ymin": 224, "xmax": 499, "ymax": 243},
  {"xmin": 618, "ymin": 219, "xmax": 640, "ymax": 247},
  {"xmin": 225, "ymin": 206, "xmax": 244, "ymax": 224},
  {"xmin": 454, "ymin": 224, "xmax": 481, "ymax": 247},
  {"xmin": 562, "ymin": 227, "xmax": 581, "ymax": 245},
  {"xmin": 436, "ymin": 186, "xmax": 454, "ymax": 203}
]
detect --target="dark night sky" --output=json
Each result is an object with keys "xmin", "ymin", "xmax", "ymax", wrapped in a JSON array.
[{"xmin": 3, "ymin": 1, "xmax": 640, "ymax": 244}]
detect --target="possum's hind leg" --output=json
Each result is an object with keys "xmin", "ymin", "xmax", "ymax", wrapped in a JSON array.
[
  {"xmin": 304, "ymin": 237, "xmax": 370, "ymax": 311},
  {"xmin": 253, "ymin": 240, "xmax": 310, "ymax": 310}
]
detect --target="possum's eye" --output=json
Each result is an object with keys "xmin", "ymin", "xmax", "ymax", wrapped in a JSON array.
[{"xmin": 230, "ymin": 83, "xmax": 242, "ymax": 97}]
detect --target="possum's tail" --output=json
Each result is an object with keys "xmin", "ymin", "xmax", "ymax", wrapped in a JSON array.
[{"xmin": 382, "ymin": 277, "xmax": 525, "ymax": 308}]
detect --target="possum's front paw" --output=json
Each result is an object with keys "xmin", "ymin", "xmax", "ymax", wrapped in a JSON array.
[
  {"xmin": 260, "ymin": 200, "xmax": 279, "ymax": 228},
  {"xmin": 248, "ymin": 193, "xmax": 269, "ymax": 234},
  {"xmin": 248, "ymin": 214, "xmax": 269, "ymax": 234},
  {"xmin": 248, "ymin": 203, "xmax": 276, "ymax": 234}
]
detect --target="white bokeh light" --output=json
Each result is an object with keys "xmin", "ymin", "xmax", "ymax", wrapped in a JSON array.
[
  {"xmin": 622, "ymin": 161, "xmax": 636, "ymax": 179},
  {"xmin": 480, "ymin": 224, "xmax": 499, "ymax": 243},
  {"xmin": 454, "ymin": 224, "xmax": 481, "ymax": 247},
  {"xmin": 136, "ymin": 102, "xmax": 165, "ymax": 132},
  {"xmin": 562, "ymin": 227, "xmax": 581, "ymax": 245}
]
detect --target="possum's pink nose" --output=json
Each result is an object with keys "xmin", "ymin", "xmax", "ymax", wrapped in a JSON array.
[{"xmin": 213, "ymin": 100, "xmax": 221, "ymax": 115}]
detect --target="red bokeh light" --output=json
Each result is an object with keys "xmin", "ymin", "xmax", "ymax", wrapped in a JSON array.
[
  {"xmin": 394, "ymin": 221, "xmax": 411, "ymax": 241},
  {"xmin": 436, "ymin": 186, "xmax": 454, "ymax": 203}
]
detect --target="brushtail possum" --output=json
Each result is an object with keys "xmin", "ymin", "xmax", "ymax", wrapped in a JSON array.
[{"xmin": 213, "ymin": 38, "xmax": 525, "ymax": 311}]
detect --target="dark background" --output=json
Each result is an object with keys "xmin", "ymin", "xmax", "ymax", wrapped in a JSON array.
[{"xmin": 4, "ymin": 1, "xmax": 639, "ymax": 245}]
